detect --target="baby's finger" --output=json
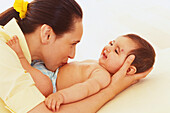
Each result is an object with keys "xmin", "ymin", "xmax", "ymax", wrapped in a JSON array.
[
  {"xmin": 45, "ymin": 98, "xmax": 48, "ymax": 106},
  {"xmin": 51, "ymin": 99, "xmax": 56, "ymax": 112},
  {"xmin": 11, "ymin": 37, "xmax": 16, "ymax": 44},
  {"xmin": 8, "ymin": 39, "xmax": 13, "ymax": 45},
  {"xmin": 6, "ymin": 41, "xmax": 10, "ymax": 46},
  {"xmin": 56, "ymin": 102, "xmax": 61, "ymax": 112},
  {"xmin": 13, "ymin": 35, "xmax": 18, "ymax": 39},
  {"xmin": 46, "ymin": 98, "xmax": 52, "ymax": 110}
]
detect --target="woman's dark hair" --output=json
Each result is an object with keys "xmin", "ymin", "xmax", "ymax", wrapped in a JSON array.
[
  {"xmin": 123, "ymin": 34, "xmax": 156, "ymax": 73},
  {"xmin": 0, "ymin": 0, "xmax": 82, "ymax": 36}
]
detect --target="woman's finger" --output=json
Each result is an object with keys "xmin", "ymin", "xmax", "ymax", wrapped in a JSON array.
[
  {"xmin": 134, "ymin": 67, "xmax": 153, "ymax": 80},
  {"xmin": 131, "ymin": 80, "xmax": 139, "ymax": 85},
  {"xmin": 118, "ymin": 55, "xmax": 135, "ymax": 76}
]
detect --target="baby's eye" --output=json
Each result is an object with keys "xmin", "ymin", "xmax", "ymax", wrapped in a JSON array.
[
  {"xmin": 109, "ymin": 40, "xmax": 115, "ymax": 46},
  {"xmin": 110, "ymin": 41, "xmax": 113, "ymax": 46},
  {"xmin": 110, "ymin": 43, "xmax": 113, "ymax": 46},
  {"xmin": 115, "ymin": 49, "xmax": 118, "ymax": 54}
]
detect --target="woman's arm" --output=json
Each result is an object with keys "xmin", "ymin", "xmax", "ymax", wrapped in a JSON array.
[{"xmin": 29, "ymin": 55, "xmax": 152, "ymax": 113}]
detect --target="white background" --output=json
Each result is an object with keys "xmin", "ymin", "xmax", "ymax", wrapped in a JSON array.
[{"xmin": 1, "ymin": 0, "xmax": 170, "ymax": 62}]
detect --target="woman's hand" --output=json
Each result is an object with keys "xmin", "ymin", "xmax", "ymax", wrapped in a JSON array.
[{"xmin": 108, "ymin": 55, "xmax": 153, "ymax": 96}]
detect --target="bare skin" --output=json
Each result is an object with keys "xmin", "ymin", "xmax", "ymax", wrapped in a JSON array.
[
  {"xmin": 6, "ymin": 36, "xmax": 25, "ymax": 59},
  {"xmin": 6, "ymin": 36, "xmax": 53, "ymax": 97},
  {"xmin": 7, "ymin": 36, "xmax": 111, "ymax": 111},
  {"xmin": 6, "ymin": 36, "xmax": 152, "ymax": 113},
  {"xmin": 27, "ymin": 57, "xmax": 152, "ymax": 113}
]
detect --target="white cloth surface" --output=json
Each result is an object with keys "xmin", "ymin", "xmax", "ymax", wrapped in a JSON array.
[{"xmin": 98, "ymin": 48, "xmax": 170, "ymax": 113}]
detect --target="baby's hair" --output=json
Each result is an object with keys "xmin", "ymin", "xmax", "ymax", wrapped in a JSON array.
[
  {"xmin": 0, "ymin": 0, "xmax": 82, "ymax": 36},
  {"xmin": 123, "ymin": 34, "xmax": 156, "ymax": 73}
]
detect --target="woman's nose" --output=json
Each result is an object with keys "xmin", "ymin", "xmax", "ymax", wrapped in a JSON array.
[{"xmin": 68, "ymin": 47, "xmax": 76, "ymax": 59}]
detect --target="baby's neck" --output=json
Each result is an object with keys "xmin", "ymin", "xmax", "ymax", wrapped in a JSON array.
[{"xmin": 97, "ymin": 60, "xmax": 114, "ymax": 75}]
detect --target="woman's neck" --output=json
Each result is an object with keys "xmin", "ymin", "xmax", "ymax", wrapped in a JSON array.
[{"xmin": 24, "ymin": 29, "xmax": 42, "ymax": 61}]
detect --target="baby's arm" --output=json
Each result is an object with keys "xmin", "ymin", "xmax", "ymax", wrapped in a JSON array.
[
  {"xmin": 6, "ymin": 36, "xmax": 53, "ymax": 97},
  {"xmin": 45, "ymin": 68, "xmax": 111, "ymax": 111},
  {"xmin": 60, "ymin": 69, "xmax": 111, "ymax": 102}
]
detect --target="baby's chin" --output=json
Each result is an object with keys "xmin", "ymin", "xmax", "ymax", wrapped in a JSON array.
[{"xmin": 98, "ymin": 58, "xmax": 103, "ymax": 66}]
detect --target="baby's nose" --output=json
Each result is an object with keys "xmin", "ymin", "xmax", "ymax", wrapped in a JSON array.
[{"xmin": 105, "ymin": 46, "xmax": 111, "ymax": 53}]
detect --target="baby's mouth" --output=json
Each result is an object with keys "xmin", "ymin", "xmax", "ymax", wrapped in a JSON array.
[{"xmin": 101, "ymin": 50, "xmax": 107, "ymax": 59}]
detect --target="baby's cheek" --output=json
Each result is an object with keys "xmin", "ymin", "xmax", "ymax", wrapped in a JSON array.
[
  {"xmin": 108, "ymin": 61, "xmax": 121, "ymax": 74},
  {"xmin": 114, "ymin": 61, "xmax": 123, "ymax": 71}
]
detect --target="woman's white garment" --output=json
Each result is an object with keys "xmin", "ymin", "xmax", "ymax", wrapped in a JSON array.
[{"xmin": 0, "ymin": 18, "xmax": 45, "ymax": 113}]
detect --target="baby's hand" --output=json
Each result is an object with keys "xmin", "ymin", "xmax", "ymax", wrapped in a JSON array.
[
  {"xmin": 45, "ymin": 92, "xmax": 64, "ymax": 112},
  {"xmin": 6, "ymin": 35, "xmax": 25, "ymax": 59}
]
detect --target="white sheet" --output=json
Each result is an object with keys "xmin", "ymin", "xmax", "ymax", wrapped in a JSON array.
[
  {"xmin": 98, "ymin": 48, "xmax": 170, "ymax": 113},
  {"xmin": 75, "ymin": 1, "xmax": 170, "ymax": 112},
  {"xmin": 1, "ymin": 0, "xmax": 170, "ymax": 112}
]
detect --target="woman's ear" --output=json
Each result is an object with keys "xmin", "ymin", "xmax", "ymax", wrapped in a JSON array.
[
  {"xmin": 40, "ymin": 24, "xmax": 52, "ymax": 44},
  {"xmin": 127, "ymin": 65, "xmax": 137, "ymax": 75}
]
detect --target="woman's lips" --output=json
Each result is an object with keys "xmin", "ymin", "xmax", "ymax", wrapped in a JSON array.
[{"xmin": 62, "ymin": 62, "xmax": 67, "ymax": 65}]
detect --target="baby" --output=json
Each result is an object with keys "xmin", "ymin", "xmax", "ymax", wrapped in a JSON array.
[{"xmin": 6, "ymin": 34, "xmax": 155, "ymax": 112}]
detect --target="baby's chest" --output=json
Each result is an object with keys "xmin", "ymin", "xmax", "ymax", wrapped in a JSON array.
[
  {"xmin": 57, "ymin": 63, "xmax": 98, "ymax": 90},
  {"xmin": 62, "ymin": 65, "xmax": 95, "ymax": 82}
]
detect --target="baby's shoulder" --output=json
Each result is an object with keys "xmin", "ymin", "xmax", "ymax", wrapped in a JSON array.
[
  {"xmin": 89, "ymin": 67, "xmax": 111, "ymax": 88},
  {"xmin": 79, "ymin": 59, "xmax": 98, "ymax": 65},
  {"xmin": 59, "ymin": 61, "xmax": 79, "ymax": 72},
  {"xmin": 92, "ymin": 67, "xmax": 111, "ymax": 77}
]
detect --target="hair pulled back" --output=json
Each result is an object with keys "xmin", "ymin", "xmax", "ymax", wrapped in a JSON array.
[{"xmin": 0, "ymin": 0, "xmax": 83, "ymax": 36}]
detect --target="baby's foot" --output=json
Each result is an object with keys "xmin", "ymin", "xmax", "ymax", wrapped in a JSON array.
[{"xmin": 6, "ymin": 36, "xmax": 25, "ymax": 59}]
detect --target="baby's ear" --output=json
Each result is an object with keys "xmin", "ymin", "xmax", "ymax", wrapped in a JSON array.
[{"xmin": 127, "ymin": 66, "xmax": 137, "ymax": 75}]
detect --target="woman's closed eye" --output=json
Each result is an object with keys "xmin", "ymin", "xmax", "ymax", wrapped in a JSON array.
[
  {"xmin": 72, "ymin": 43, "xmax": 77, "ymax": 45},
  {"xmin": 70, "ymin": 43, "xmax": 77, "ymax": 48},
  {"xmin": 71, "ymin": 40, "xmax": 80, "ymax": 46}
]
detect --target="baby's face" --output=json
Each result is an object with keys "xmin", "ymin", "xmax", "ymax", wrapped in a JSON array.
[{"xmin": 99, "ymin": 36, "xmax": 138, "ymax": 74}]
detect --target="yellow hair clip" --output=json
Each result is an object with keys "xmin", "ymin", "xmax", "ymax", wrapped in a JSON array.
[{"xmin": 13, "ymin": 0, "xmax": 29, "ymax": 19}]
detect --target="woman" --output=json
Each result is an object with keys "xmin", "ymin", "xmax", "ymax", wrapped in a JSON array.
[{"xmin": 0, "ymin": 0, "xmax": 152, "ymax": 113}]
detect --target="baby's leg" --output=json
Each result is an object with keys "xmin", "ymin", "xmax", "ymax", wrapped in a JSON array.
[{"xmin": 6, "ymin": 36, "xmax": 25, "ymax": 59}]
